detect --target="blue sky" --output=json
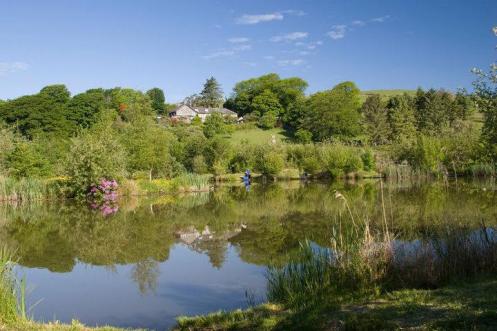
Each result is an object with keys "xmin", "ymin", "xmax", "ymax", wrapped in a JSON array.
[{"xmin": 0, "ymin": 0, "xmax": 496, "ymax": 102}]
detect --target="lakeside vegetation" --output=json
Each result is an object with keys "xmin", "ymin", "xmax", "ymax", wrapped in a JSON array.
[{"xmin": 0, "ymin": 28, "xmax": 496, "ymax": 205}]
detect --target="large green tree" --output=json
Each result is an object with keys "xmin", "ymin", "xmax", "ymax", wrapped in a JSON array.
[
  {"xmin": 225, "ymin": 73, "xmax": 308, "ymax": 128},
  {"xmin": 303, "ymin": 81, "xmax": 362, "ymax": 141},
  {"xmin": 146, "ymin": 88, "xmax": 166, "ymax": 115},
  {"xmin": 198, "ymin": 77, "xmax": 224, "ymax": 107},
  {"xmin": 473, "ymin": 27, "xmax": 497, "ymax": 159},
  {"xmin": 362, "ymin": 95, "xmax": 391, "ymax": 145},
  {"xmin": 0, "ymin": 85, "xmax": 74, "ymax": 138},
  {"xmin": 387, "ymin": 94, "xmax": 417, "ymax": 142}
]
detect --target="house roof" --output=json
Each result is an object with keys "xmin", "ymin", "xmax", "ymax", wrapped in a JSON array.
[{"xmin": 169, "ymin": 104, "xmax": 237, "ymax": 116}]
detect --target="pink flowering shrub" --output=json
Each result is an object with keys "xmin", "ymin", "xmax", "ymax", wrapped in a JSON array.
[{"xmin": 88, "ymin": 179, "xmax": 119, "ymax": 216}]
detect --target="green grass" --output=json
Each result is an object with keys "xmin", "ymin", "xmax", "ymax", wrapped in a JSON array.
[
  {"xmin": 360, "ymin": 89, "xmax": 417, "ymax": 102},
  {"xmin": 225, "ymin": 128, "xmax": 289, "ymax": 146},
  {"xmin": 174, "ymin": 278, "xmax": 497, "ymax": 331},
  {"xmin": 0, "ymin": 177, "xmax": 66, "ymax": 202}
]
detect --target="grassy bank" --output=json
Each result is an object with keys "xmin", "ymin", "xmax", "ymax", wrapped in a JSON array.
[{"xmin": 175, "ymin": 277, "xmax": 497, "ymax": 331}]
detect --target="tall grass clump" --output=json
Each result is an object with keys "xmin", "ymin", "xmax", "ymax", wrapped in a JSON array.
[
  {"xmin": 0, "ymin": 176, "xmax": 65, "ymax": 202},
  {"xmin": 0, "ymin": 246, "xmax": 24, "ymax": 324},
  {"xmin": 172, "ymin": 173, "xmax": 212, "ymax": 192},
  {"xmin": 470, "ymin": 163, "xmax": 496, "ymax": 178}
]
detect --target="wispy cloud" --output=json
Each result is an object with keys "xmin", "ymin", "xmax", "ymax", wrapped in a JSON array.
[
  {"xmin": 236, "ymin": 12, "xmax": 283, "ymax": 25},
  {"xmin": 0, "ymin": 62, "xmax": 29, "ymax": 75},
  {"xmin": 327, "ymin": 15, "xmax": 390, "ymax": 40},
  {"xmin": 235, "ymin": 9, "xmax": 305, "ymax": 25},
  {"xmin": 277, "ymin": 59, "xmax": 305, "ymax": 66},
  {"xmin": 295, "ymin": 40, "xmax": 323, "ymax": 50},
  {"xmin": 263, "ymin": 55, "xmax": 275, "ymax": 60},
  {"xmin": 271, "ymin": 32, "xmax": 308, "ymax": 42},
  {"xmin": 233, "ymin": 44, "xmax": 252, "ymax": 51},
  {"xmin": 282, "ymin": 9, "xmax": 306, "ymax": 16},
  {"xmin": 243, "ymin": 62, "xmax": 257, "ymax": 67},
  {"xmin": 228, "ymin": 37, "xmax": 250, "ymax": 43},
  {"xmin": 203, "ymin": 43, "xmax": 252, "ymax": 60},
  {"xmin": 202, "ymin": 50, "xmax": 236, "ymax": 60},
  {"xmin": 327, "ymin": 25, "xmax": 347, "ymax": 40},
  {"xmin": 371, "ymin": 15, "xmax": 390, "ymax": 23}
]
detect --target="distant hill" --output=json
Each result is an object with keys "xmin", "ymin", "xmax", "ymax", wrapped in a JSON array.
[{"xmin": 360, "ymin": 89, "xmax": 417, "ymax": 102}]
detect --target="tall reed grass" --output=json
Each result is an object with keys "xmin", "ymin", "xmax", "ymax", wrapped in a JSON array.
[
  {"xmin": 0, "ymin": 246, "xmax": 25, "ymax": 324},
  {"xmin": 267, "ymin": 191, "xmax": 497, "ymax": 311},
  {"xmin": 0, "ymin": 176, "xmax": 65, "ymax": 202},
  {"xmin": 172, "ymin": 173, "xmax": 212, "ymax": 192}
]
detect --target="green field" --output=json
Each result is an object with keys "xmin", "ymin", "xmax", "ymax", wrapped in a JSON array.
[
  {"xmin": 360, "ymin": 89, "xmax": 417, "ymax": 102},
  {"xmin": 224, "ymin": 127, "xmax": 289, "ymax": 145}
]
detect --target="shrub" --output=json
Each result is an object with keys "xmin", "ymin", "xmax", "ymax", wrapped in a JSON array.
[
  {"xmin": 65, "ymin": 127, "xmax": 126, "ymax": 198},
  {"xmin": 294, "ymin": 129, "xmax": 312, "ymax": 144},
  {"xmin": 361, "ymin": 149, "xmax": 375, "ymax": 171},
  {"xmin": 258, "ymin": 111, "xmax": 278, "ymax": 129},
  {"xmin": 254, "ymin": 146, "xmax": 285, "ymax": 176}
]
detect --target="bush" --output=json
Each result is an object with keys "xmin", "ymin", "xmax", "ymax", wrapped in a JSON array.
[
  {"xmin": 294, "ymin": 129, "xmax": 312, "ymax": 144},
  {"xmin": 361, "ymin": 149, "xmax": 375, "ymax": 171},
  {"xmin": 320, "ymin": 143, "xmax": 363, "ymax": 178},
  {"xmin": 254, "ymin": 146, "xmax": 285, "ymax": 176},
  {"xmin": 65, "ymin": 126, "xmax": 126, "ymax": 198},
  {"xmin": 258, "ymin": 111, "xmax": 278, "ymax": 129}
]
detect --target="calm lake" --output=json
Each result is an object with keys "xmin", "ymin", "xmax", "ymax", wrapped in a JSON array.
[{"xmin": 1, "ymin": 179, "xmax": 496, "ymax": 330}]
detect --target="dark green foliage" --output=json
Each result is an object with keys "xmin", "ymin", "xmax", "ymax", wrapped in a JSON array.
[
  {"xmin": 203, "ymin": 112, "xmax": 228, "ymax": 138},
  {"xmin": 67, "ymin": 89, "xmax": 106, "ymax": 129},
  {"xmin": 226, "ymin": 74, "xmax": 307, "ymax": 127},
  {"xmin": 0, "ymin": 86, "xmax": 74, "ymax": 138},
  {"xmin": 146, "ymin": 88, "xmax": 166, "ymax": 115},
  {"xmin": 198, "ymin": 77, "xmax": 224, "ymax": 108},
  {"xmin": 386, "ymin": 94, "xmax": 417, "ymax": 143},
  {"xmin": 361, "ymin": 95, "xmax": 390, "ymax": 145},
  {"xmin": 258, "ymin": 111, "xmax": 278, "ymax": 129},
  {"xmin": 303, "ymin": 82, "xmax": 362, "ymax": 141}
]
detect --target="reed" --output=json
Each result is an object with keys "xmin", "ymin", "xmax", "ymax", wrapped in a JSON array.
[
  {"xmin": 172, "ymin": 173, "xmax": 212, "ymax": 192},
  {"xmin": 267, "ymin": 191, "xmax": 497, "ymax": 312},
  {"xmin": 0, "ymin": 176, "xmax": 65, "ymax": 202},
  {"xmin": 0, "ymin": 246, "xmax": 24, "ymax": 324}
]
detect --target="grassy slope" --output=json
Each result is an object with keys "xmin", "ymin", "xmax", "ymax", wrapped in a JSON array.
[
  {"xmin": 360, "ymin": 89, "xmax": 417, "ymax": 102},
  {"xmin": 174, "ymin": 277, "xmax": 497, "ymax": 331},
  {"xmin": 224, "ymin": 128, "xmax": 289, "ymax": 145}
]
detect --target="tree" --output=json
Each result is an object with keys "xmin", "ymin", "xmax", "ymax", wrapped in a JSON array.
[
  {"xmin": 387, "ymin": 94, "xmax": 417, "ymax": 143},
  {"xmin": 0, "ymin": 86, "xmax": 73, "ymax": 138},
  {"xmin": 303, "ymin": 82, "xmax": 362, "ymax": 141},
  {"xmin": 198, "ymin": 77, "xmax": 224, "ymax": 107},
  {"xmin": 226, "ymin": 73, "xmax": 308, "ymax": 122},
  {"xmin": 146, "ymin": 88, "xmax": 166, "ymax": 115},
  {"xmin": 120, "ymin": 116, "xmax": 179, "ymax": 180},
  {"xmin": 472, "ymin": 27, "xmax": 497, "ymax": 159},
  {"xmin": 258, "ymin": 111, "xmax": 278, "ymax": 129},
  {"xmin": 252, "ymin": 90, "xmax": 283, "ymax": 116},
  {"xmin": 203, "ymin": 112, "xmax": 227, "ymax": 138},
  {"xmin": 65, "ymin": 112, "xmax": 126, "ymax": 198},
  {"xmin": 362, "ymin": 95, "xmax": 390, "ymax": 145},
  {"xmin": 67, "ymin": 89, "xmax": 106, "ymax": 129}
]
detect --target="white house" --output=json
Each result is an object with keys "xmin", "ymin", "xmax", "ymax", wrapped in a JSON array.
[{"xmin": 168, "ymin": 104, "xmax": 237, "ymax": 123}]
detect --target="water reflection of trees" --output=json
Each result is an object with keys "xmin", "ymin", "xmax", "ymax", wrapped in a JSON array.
[{"xmin": 0, "ymin": 180, "xmax": 496, "ymax": 289}]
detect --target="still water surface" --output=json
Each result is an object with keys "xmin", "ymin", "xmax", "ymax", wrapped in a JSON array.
[{"xmin": 1, "ymin": 180, "xmax": 496, "ymax": 330}]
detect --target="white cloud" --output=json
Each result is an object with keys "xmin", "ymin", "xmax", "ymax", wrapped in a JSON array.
[
  {"xmin": 263, "ymin": 55, "xmax": 275, "ymax": 60},
  {"xmin": 277, "ymin": 59, "xmax": 305, "ymax": 66},
  {"xmin": 228, "ymin": 37, "xmax": 250, "ymax": 43},
  {"xmin": 243, "ymin": 62, "xmax": 258, "ymax": 67},
  {"xmin": 327, "ymin": 25, "xmax": 347, "ymax": 40},
  {"xmin": 202, "ymin": 50, "xmax": 235, "ymax": 60},
  {"xmin": 0, "ymin": 62, "xmax": 29, "ymax": 75},
  {"xmin": 271, "ymin": 32, "xmax": 308, "ymax": 42},
  {"xmin": 351, "ymin": 20, "xmax": 365, "ymax": 26},
  {"xmin": 282, "ymin": 10, "xmax": 306, "ymax": 16},
  {"xmin": 233, "ymin": 44, "xmax": 252, "ymax": 51},
  {"xmin": 203, "ymin": 43, "xmax": 251, "ymax": 60},
  {"xmin": 236, "ymin": 12, "xmax": 283, "ymax": 25},
  {"xmin": 371, "ymin": 15, "xmax": 390, "ymax": 23}
]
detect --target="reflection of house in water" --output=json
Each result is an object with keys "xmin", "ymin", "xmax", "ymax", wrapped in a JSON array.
[{"xmin": 175, "ymin": 225, "xmax": 243, "ymax": 268}]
